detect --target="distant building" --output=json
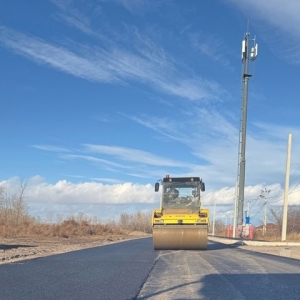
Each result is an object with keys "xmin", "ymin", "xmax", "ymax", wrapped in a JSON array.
[{"xmin": 255, "ymin": 223, "xmax": 277, "ymax": 231}]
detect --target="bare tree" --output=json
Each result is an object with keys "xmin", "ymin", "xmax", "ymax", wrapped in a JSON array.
[
  {"xmin": 269, "ymin": 206, "xmax": 300, "ymax": 237},
  {"xmin": 12, "ymin": 178, "xmax": 28, "ymax": 225},
  {"xmin": 0, "ymin": 178, "xmax": 31, "ymax": 237}
]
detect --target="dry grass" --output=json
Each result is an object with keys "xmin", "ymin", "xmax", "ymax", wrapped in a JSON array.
[
  {"xmin": 212, "ymin": 220, "xmax": 300, "ymax": 242},
  {"xmin": 0, "ymin": 212, "xmax": 153, "ymax": 239},
  {"xmin": 253, "ymin": 229, "xmax": 300, "ymax": 242},
  {"xmin": 0, "ymin": 183, "xmax": 152, "ymax": 239}
]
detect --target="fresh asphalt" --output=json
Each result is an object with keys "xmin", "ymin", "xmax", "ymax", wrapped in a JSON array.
[
  {"xmin": 0, "ymin": 237, "xmax": 157, "ymax": 300},
  {"xmin": 1, "ymin": 238, "xmax": 300, "ymax": 300}
]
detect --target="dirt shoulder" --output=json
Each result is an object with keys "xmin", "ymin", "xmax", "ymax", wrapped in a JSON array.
[
  {"xmin": 3, "ymin": 234, "xmax": 300, "ymax": 265},
  {"xmin": 241, "ymin": 245, "xmax": 300, "ymax": 259},
  {"xmin": 209, "ymin": 236, "xmax": 300, "ymax": 260},
  {"xmin": 0, "ymin": 232, "xmax": 151, "ymax": 264}
]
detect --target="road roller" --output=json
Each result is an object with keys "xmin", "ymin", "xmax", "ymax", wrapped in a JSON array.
[{"xmin": 152, "ymin": 175, "xmax": 209, "ymax": 250}]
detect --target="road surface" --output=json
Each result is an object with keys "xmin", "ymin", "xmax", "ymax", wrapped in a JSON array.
[
  {"xmin": 138, "ymin": 240, "xmax": 300, "ymax": 299},
  {"xmin": 1, "ymin": 237, "xmax": 300, "ymax": 299}
]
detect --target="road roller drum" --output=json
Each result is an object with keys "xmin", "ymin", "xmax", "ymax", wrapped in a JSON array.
[{"xmin": 153, "ymin": 225, "xmax": 208, "ymax": 250}]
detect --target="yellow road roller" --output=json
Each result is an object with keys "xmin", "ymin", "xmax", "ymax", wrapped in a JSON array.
[{"xmin": 152, "ymin": 175, "xmax": 209, "ymax": 250}]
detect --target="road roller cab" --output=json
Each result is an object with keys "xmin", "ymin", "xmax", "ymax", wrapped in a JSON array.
[{"xmin": 152, "ymin": 175, "xmax": 209, "ymax": 250}]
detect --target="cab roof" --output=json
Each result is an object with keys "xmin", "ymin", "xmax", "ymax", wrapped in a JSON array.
[{"xmin": 162, "ymin": 177, "xmax": 201, "ymax": 183}]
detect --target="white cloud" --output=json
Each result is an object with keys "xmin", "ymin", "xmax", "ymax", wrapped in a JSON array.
[
  {"xmin": 229, "ymin": 0, "xmax": 300, "ymax": 36},
  {"xmin": 1, "ymin": 176, "xmax": 158, "ymax": 205},
  {"xmin": 2, "ymin": 176, "xmax": 299, "ymax": 225}
]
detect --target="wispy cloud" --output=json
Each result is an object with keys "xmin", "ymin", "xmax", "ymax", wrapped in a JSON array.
[
  {"xmin": 83, "ymin": 144, "xmax": 192, "ymax": 168},
  {"xmin": 0, "ymin": 26, "xmax": 118, "ymax": 83},
  {"xmin": 124, "ymin": 105, "xmax": 300, "ymax": 189},
  {"xmin": 31, "ymin": 106, "xmax": 300, "ymax": 191},
  {"xmin": 32, "ymin": 143, "xmax": 192, "ymax": 178},
  {"xmin": 252, "ymin": 122, "xmax": 300, "ymax": 141},
  {"xmin": 61, "ymin": 154, "xmax": 126, "ymax": 169},
  {"xmin": 91, "ymin": 177, "xmax": 122, "ymax": 184},
  {"xmin": 92, "ymin": 114, "xmax": 112, "ymax": 123},
  {"xmin": 101, "ymin": 0, "xmax": 155, "ymax": 13},
  {"xmin": 51, "ymin": 0, "xmax": 105, "ymax": 38},
  {"xmin": 0, "ymin": 25, "xmax": 224, "ymax": 101},
  {"xmin": 113, "ymin": 0, "xmax": 145, "ymax": 12},
  {"xmin": 189, "ymin": 32, "xmax": 233, "ymax": 69},
  {"xmin": 32, "ymin": 145, "xmax": 71, "ymax": 152},
  {"xmin": 55, "ymin": 13, "xmax": 94, "ymax": 35},
  {"xmin": 125, "ymin": 107, "xmax": 238, "ymax": 161},
  {"xmin": 122, "ymin": 113, "xmax": 186, "ymax": 142}
]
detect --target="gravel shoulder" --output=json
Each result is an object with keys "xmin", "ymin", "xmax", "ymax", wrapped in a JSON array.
[{"xmin": 0, "ymin": 232, "xmax": 151, "ymax": 264}]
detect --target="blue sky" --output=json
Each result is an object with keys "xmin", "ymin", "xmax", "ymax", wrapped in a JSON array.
[{"xmin": 1, "ymin": 0, "xmax": 300, "ymax": 225}]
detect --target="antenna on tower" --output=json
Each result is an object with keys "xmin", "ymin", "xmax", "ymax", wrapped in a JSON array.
[{"xmin": 250, "ymin": 37, "xmax": 258, "ymax": 61}]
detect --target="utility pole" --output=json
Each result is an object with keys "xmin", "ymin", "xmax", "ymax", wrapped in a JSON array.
[
  {"xmin": 212, "ymin": 198, "xmax": 216, "ymax": 236},
  {"xmin": 247, "ymin": 199, "xmax": 250, "ymax": 218},
  {"xmin": 236, "ymin": 27, "xmax": 258, "ymax": 236},
  {"xmin": 233, "ymin": 182, "xmax": 238, "ymax": 238},
  {"xmin": 282, "ymin": 133, "xmax": 292, "ymax": 241},
  {"xmin": 260, "ymin": 188, "xmax": 271, "ymax": 235}
]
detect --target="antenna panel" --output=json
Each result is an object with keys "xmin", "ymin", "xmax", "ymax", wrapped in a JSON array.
[
  {"xmin": 241, "ymin": 40, "xmax": 246, "ymax": 59},
  {"xmin": 250, "ymin": 43, "xmax": 258, "ymax": 60}
]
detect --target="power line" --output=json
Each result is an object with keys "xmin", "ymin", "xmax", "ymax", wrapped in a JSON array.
[
  {"xmin": 250, "ymin": 203, "xmax": 265, "ymax": 221},
  {"xmin": 289, "ymin": 166, "xmax": 300, "ymax": 182}
]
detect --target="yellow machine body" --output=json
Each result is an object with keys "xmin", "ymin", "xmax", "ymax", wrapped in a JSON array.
[{"xmin": 152, "ymin": 176, "xmax": 209, "ymax": 250}]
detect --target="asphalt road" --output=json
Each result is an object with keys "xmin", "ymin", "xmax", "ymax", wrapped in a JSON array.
[
  {"xmin": 1, "ymin": 238, "xmax": 300, "ymax": 300},
  {"xmin": 138, "ymin": 240, "xmax": 300, "ymax": 299},
  {"xmin": 0, "ymin": 238, "xmax": 157, "ymax": 300}
]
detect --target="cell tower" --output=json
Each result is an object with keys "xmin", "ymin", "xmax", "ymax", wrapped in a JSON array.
[{"xmin": 234, "ymin": 28, "xmax": 258, "ymax": 237}]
